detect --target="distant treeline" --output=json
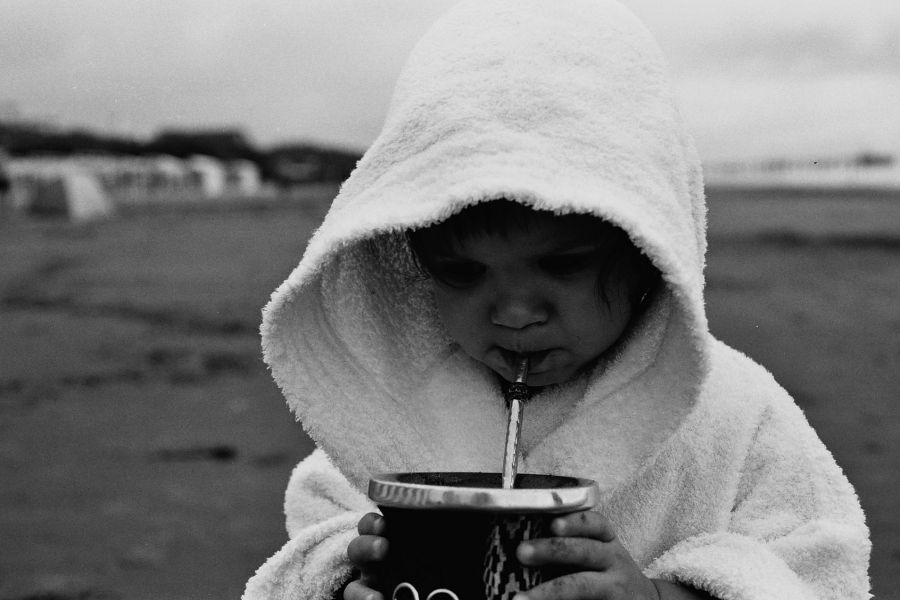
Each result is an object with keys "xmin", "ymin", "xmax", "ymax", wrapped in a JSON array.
[{"xmin": 0, "ymin": 122, "xmax": 362, "ymax": 185}]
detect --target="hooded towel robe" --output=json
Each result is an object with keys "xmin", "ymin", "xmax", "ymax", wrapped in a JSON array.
[{"xmin": 244, "ymin": 1, "xmax": 871, "ymax": 598}]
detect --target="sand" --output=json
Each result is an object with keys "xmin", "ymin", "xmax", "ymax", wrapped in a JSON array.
[{"xmin": 1, "ymin": 186, "xmax": 897, "ymax": 599}]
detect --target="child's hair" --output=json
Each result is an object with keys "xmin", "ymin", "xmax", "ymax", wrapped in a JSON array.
[{"xmin": 407, "ymin": 199, "xmax": 660, "ymax": 313}]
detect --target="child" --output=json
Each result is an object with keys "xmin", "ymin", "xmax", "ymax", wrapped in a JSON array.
[{"xmin": 244, "ymin": 1, "xmax": 870, "ymax": 599}]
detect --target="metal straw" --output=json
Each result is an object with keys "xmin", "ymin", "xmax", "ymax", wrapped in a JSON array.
[{"xmin": 501, "ymin": 356, "xmax": 530, "ymax": 489}]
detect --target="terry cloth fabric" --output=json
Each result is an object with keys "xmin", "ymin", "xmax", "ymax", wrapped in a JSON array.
[{"xmin": 243, "ymin": 1, "xmax": 871, "ymax": 599}]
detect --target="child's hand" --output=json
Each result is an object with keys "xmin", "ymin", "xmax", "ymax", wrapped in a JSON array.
[
  {"xmin": 514, "ymin": 510, "xmax": 659, "ymax": 600},
  {"xmin": 344, "ymin": 512, "xmax": 389, "ymax": 600}
]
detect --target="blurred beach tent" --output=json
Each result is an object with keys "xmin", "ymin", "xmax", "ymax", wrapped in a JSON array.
[
  {"xmin": 187, "ymin": 155, "xmax": 227, "ymax": 197},
  {"xmin": 27, "ymin": 170, "xmax": 113, "ymax": 222},
  {"xmin": 5, "ymin": 154, "xmax": 266, "ymax": 211},
  {"xmin": 226, "ymin": 159, "xmax": 262, "ymax": 195},
  {"xmin": 6, "ymin": 157, "xmax": 113, "ymax": 221}
]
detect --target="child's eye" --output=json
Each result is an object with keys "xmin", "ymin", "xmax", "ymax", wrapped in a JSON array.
[
  {"xmin": 538, "ymin": 251, "xmax": 597, "ymax": 276},
  {"xmin": 429, "ymin": 260, "xmax": 486, "ymax": 288}
]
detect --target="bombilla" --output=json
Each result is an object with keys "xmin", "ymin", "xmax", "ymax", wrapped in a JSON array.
[{"xmin": 501, "ymin": 356, "xmax": 530, "ymax": 489}]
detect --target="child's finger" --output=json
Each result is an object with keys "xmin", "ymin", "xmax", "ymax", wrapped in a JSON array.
[
  {"xmin": 516, "ymin": 536, "xmax": 612, "ymax": 571},
  {"xmin": 358, "ymin": 512, "xmax": 387, "ymax": 536},
  {"xmin": 347, "ymin": 534, "xmax": 389, "ymax": 567},
  {"xmin": 344, "ymin": 579, "xmax": 384, "ymax": 600},
  {"xmin": 551, "ymin": 510, "xmax": 616, "ymax": 542},
  {"xmin": 514, "ymin": 571, "xmax": 606, "ymax": 600}
]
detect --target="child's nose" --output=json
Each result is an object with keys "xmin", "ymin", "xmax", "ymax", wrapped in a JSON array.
[{"xmin": 490, "ymin": 293, "xmax": 549, "ymax": 329}]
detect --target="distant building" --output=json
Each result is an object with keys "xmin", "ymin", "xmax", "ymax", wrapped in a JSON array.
[
  {"xmin": 704, "ymin": 152, "xmax": 900, "ymax": 189},
  {"xmin": 149, "ymin": 128, "xmax": 257, "ymax": 162},
  {"xmin": 265, "ymin": 144, "xmax": 361, "ymax": 185}
]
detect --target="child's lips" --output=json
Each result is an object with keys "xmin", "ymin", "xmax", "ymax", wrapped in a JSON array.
[{"xmin": 496, "ymin": 347, "xmax": 555, "ymax": 375}]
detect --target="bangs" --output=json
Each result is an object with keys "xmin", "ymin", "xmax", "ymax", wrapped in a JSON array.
[{"xmin": 409, "ymin": 199, "xmax": 544, "ymax": 257}]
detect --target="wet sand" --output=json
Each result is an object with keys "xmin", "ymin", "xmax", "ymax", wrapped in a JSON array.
[{"xmin": 1, "ymin": 186, "xmax": 897, "ymax": 599}]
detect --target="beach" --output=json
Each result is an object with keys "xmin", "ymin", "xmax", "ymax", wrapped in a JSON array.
[{"xmin": 1, "ymin": 186, "xmax": 897, "ymax": 599}]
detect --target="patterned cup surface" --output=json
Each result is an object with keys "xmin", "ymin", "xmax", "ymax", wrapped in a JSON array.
[{"xmin": 369, "ymin": 472, "xmax": 598, "ymax": 600}]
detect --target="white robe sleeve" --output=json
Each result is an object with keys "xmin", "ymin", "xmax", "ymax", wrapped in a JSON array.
[
  {"xmin": 242, "ymin": 449, "xmax": 376, "ymax": 600},
  {"xmin": 646, "ymin": 399, "xmax": 871, "ymax": 600}
]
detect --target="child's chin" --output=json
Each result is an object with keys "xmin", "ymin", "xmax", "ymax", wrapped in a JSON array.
[{"xmin": 526, "ymin": 370, "xmax": 569, "ymax": 387}]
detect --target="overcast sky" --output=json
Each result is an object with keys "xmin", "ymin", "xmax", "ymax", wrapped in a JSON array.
[{"xmin": 2, "ymin": 0, "xmax": 898, "ymax": 161}]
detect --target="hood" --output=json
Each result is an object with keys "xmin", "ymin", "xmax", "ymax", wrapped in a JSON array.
[{"xmin": 262, "ymin": 0, "xmax": 709, "ymax": 492}]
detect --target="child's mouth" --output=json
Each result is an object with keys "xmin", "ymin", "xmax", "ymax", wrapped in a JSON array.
[{"xmin": 497, "ymin": 347, "xmax": 553, "ymax": 374}]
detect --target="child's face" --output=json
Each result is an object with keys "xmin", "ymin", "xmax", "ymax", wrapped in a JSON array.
[{"xmin": 426, "ymin": 212, "xmax": 635, "ymax": 387}]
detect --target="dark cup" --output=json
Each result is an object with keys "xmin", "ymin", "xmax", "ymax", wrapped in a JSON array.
[{"xmin": 368, "ymin": 472, "xmax": 599, "ymax": 600}]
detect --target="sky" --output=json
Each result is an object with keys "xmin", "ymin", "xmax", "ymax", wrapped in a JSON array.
[{"xmin": 1, "ymin": 0, "xmax": 898, "ymax": 162}]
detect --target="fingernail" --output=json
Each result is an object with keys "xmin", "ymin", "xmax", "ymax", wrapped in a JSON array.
[
  {"xmin": 517, "ymin": 542, "xmax": 534, "ymax": 562},
  {"xmin": 552, "ymin": 518, "xmax": 566, "ymax": 535},
  {"xmin": 373, "ymin": 537, "xmax": 387, "ymax": 556}
]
